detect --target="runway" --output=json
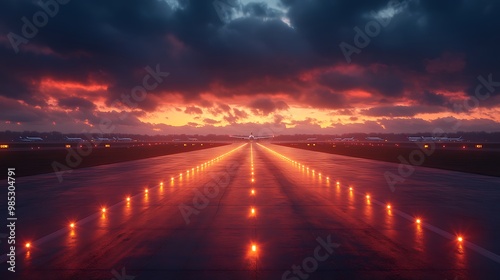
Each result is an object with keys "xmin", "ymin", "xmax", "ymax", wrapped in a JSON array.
[{"xmin": 1, "ymin": 143, "xmax": 500, "ymax": 279}]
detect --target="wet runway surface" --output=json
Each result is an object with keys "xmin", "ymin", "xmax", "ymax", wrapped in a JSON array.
[{"xmin": 1, "ymin": 143, "xmax": 500, "ymax": 279}]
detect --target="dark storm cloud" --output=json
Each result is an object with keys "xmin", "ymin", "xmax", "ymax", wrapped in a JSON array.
[
  {"xmin": 316, "ymin": 66, "xmax": 405, "ymax": 97},
  {"xmin": 243, "ymin": 2, "xmax": 284, "ymax": 19},
  {"xmin": 283, "ymin": 0, "xmax": 500, "ymax": 94},
  {"xmin": 302, "ymin": 89, "xmax": 347, "ymax": 109},
  {"xmin": 203, "ymin": 118, "xmax": 220, "ymax": 125},
  {"xmin": 0, "ymin": 96, "xmax": 46, "ymax": 123},
  {"xmin": 208, "ymin": 102, "xmax": 232, "ymax": 116},
  {"xmin": 361, "ymin": 105, "xmax": 443, "ymax": 117},
  {"xmin": 283, "ymin": 0, "xmax": 391, "ymax": 55},
  {"xmin": 218, "ymin": 103, "xmax": 231, "ymax": 112},
  {"xmin": 233, "ymin": 108, "xmax": 249, "ymax": 119},
  {"xmin": 418, "ymin": 91, "xmax": 448, "ymax": 107},
  {"xmin": 273, "ymin": 114, "xmax": 284, "ymax": 124},
  {"xmin": 184, "ymin": 106, "xmax": 203, "ymax": 115},
  {"xmin": 223, "ymin": 107, "xmax": 249, "ymax": 124},
  {"xmin": 58, "ymin": 96, "xmax": 96, "ymax": 111},
  {"xmin": 223, "ymin": 113, "xmax": 238, "ymax": 124},
  {"xmin": 333, "ymin": 109, "xmax": 355, "ymax": 116},
  {"xmin": 1, "ymin": 0, "xmax": 316, "ymax": 102},
  {"xmin": 424, "ymin": 52, "xmax": 466, "ymax": 74},
  {"xmin": 199, "ymin": 99, "xmax": 214, "ymax": 108},
  {"xmin": 1, "ymin": 0, "xmax": 500, "ymax": 131},
  {"xmin": 290, "ymin": 117, "xmax": 318, "ymax": 126},
  {"xmin": 248, "ymin": 99, "xmax": 289, "ymax": 115}
]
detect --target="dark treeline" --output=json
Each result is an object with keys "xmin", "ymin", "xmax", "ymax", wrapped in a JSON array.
[
  {"xmin": 0, "ymin": 131, "xmax": 229, "ymax": 142},
  {"xmin": 1, "ymin": 130, "xmax": 500, "ymax": 142},
  {"xmin": 273, "ymin": 132, "xmax": 500, "ymax": 142}
]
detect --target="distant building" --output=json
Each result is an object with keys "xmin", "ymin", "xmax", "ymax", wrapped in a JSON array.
[
  {"xmin": 113, "ymin": 137, "xmax": 133, "ymax": 141},
  {"xmin": 365, "ymin": 137, "xmax": 384, "ymax": 141},
  {"xmin": 93, "ymin": 137, "xmax": 111, "ymax": 141},
  {"xmin": 408, "ymin": 136, "xmax": 422, "ymax": 142},
  {"xmin": 19, "ymin": 136, "xmax": 43, "ymax": 142},
  {"xmin": 408, "ymin": 136, "xmax": 463, "ymax": 142},
  {"xmin": 64, "ymin": 136, "xmax": 84, "ymax": 142}
]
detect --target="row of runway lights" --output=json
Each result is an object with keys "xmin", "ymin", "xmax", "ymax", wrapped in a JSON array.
[
  {"xmin": 256, "ymin": 143, "xmax": 465, "ymax": 245},
  {"xmin": 250, "ymin": 144, "xmax": 257, "ymax": 252},
  {"xmin": 23, "ymin": 143, "xmax": 248, "ymax": 251}
]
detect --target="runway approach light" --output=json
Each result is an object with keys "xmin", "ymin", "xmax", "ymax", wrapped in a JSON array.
[
  {"xmin": 349, "ymin": 187, "xmax": 353, "ymax": 191},
  {"xmin": 251, "ymin": 178, "xmax": 255, "ymax": 183},
  {"xmin": 145, "ymin": 188, "xmax": 149, "ymax": 194},
  {"xmin": 366, "ymin": 195, "xmax": 370, "ymax": 199},
  {"xmin": 458, "ymin": 236, "xmax": 463, "ymax": 242},
  {"xmin": 416, "ymin": 218, "xmax": 421, "ymax": 224},
  {"xmin": 101, "ymin": 207, "xmax": 106, "ymax": 213},
  {"xmin": 386, "ymin": 204, "xmax": 391, "ymax": 209},
  {"xmin": 70, "ymin": 223, "xmax": 75, "ymax": 229},
  {"xmin": 252, "ymin": 244, "xmax": 257, "ymax": 252},
  {"xmin": 126, "ymin": 197, "xmax": 131, "ymax": 202},
  {"xmin": 251, "ymin": 189, "xmax": 255, "ymax": 195},
  {"xmin": 25, "ymin": 243, "xmax": 31, "ymax": 248},
  {"xmin": 251, "ymin": 208, "xmax": 255, "ymax": 214}
]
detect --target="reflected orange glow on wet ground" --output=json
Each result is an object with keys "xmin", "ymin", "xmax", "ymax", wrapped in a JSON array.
[{"xmin": 2, "ymin": 142, "xmax": 500, "ymax": 279}]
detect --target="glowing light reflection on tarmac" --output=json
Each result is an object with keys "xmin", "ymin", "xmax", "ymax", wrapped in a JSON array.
[
  {"xmin": 259, "ymin": 143, "xmax": 500, "ymax": 269},
  {"xmin": 11, "ymin": 142, "xmax": 500, "ymax": 277}
]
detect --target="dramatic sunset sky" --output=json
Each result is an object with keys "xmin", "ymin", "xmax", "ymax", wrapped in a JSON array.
[{"xmin": 1, "ymin": 0, "xmax": 500, "ymax": 135}]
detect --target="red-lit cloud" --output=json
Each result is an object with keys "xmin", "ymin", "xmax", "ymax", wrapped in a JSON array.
[{"xmin": 1, "ymin": 0, "xmax": 500, "ymax": 134}]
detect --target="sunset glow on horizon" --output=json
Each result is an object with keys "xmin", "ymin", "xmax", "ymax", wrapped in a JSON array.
[{"xmin": 2, "ymin": 1, "xmax": 500, "ymax": 135}]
